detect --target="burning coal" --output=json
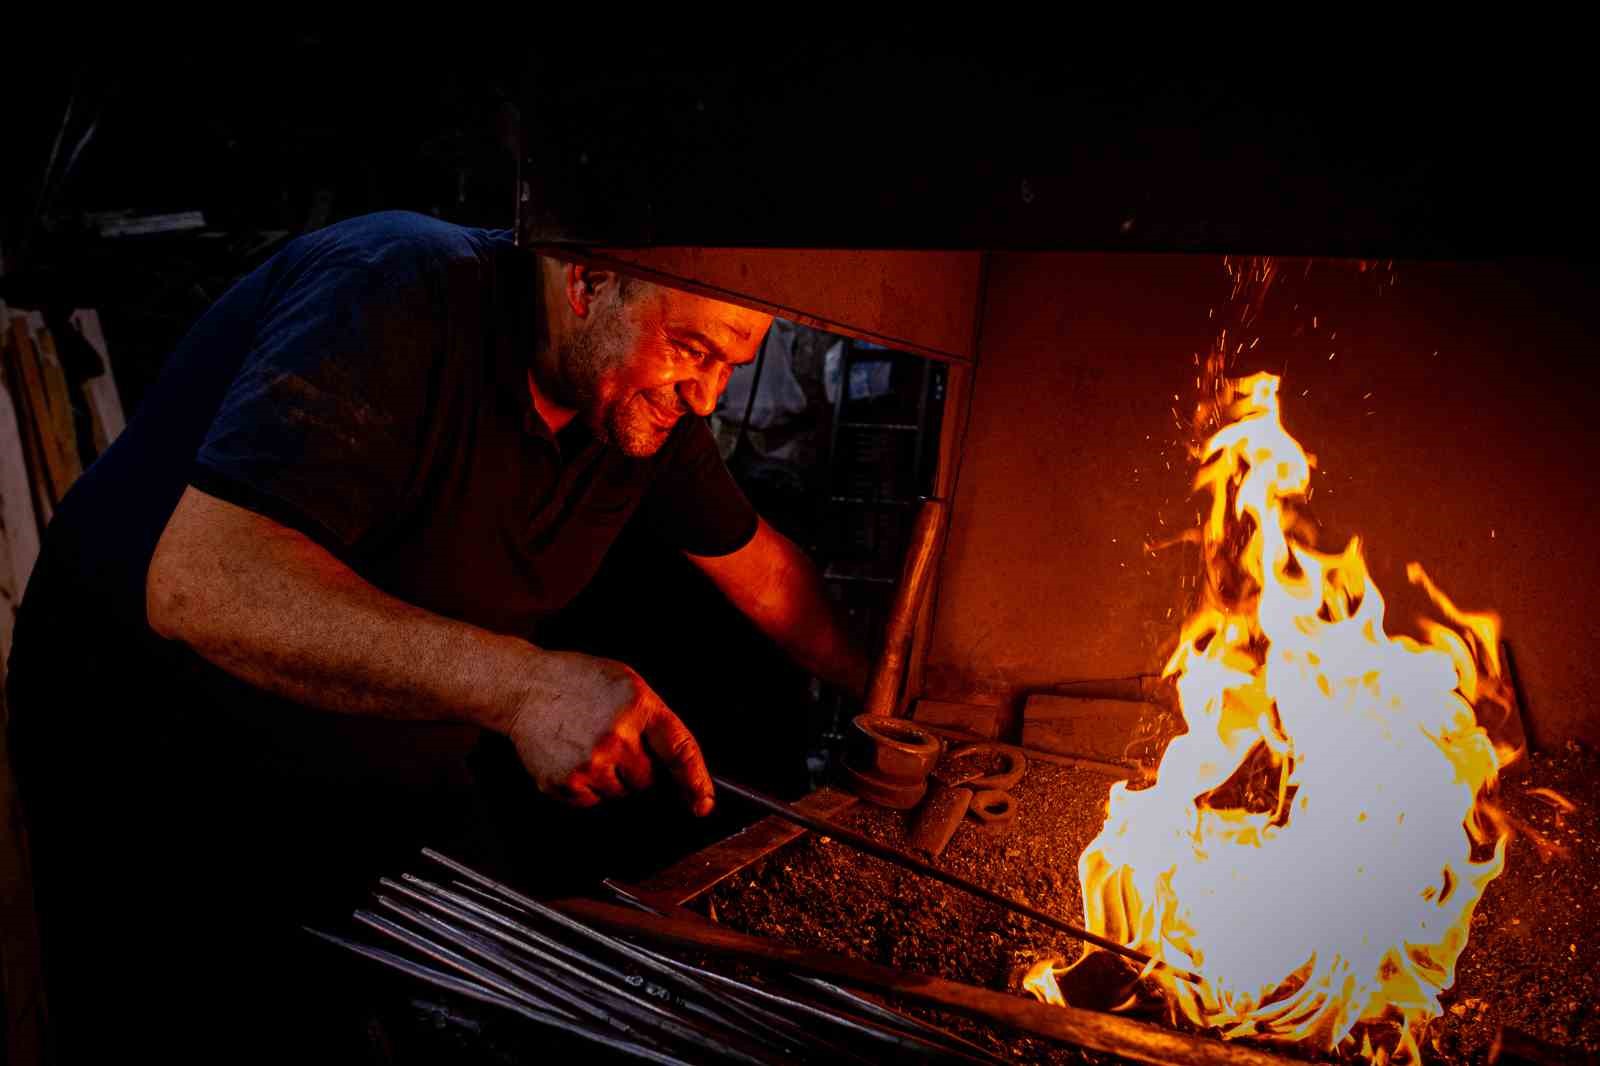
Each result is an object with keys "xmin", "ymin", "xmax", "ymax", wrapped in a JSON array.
[{"xmin": 1028, "ymin": 373, "xmax": 1512, "ymax": 1064}]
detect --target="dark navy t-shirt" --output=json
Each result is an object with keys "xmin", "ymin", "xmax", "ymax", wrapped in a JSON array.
[{"xmin": 16, "ymin": 210, "xmax": 756, "ymax": 782}]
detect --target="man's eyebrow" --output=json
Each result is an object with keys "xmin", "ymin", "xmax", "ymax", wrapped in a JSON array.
[{"xmin": 671, "ymin": 327, "xmax": 752, "ymax": 364}]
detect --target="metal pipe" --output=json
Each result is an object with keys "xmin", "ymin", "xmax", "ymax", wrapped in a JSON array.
[{"xmin": 709, "ymin": 774, "xmax": 1198, "ymax": 983}]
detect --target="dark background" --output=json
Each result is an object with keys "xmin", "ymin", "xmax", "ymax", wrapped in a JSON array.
[{"xmin": 4, "ymin": 29, "xmax": 1596, "ymax": 803}]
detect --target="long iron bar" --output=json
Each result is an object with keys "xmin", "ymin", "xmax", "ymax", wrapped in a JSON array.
[
  {"xmin": 792, "ymin": 975, "xmax": 1013, "ymax": 1066},
  {"xmin": 354, "ymin": 909, "xmax": 599, "ymax": 1024},
  {"xmin": 593, "ymin": 879, "xmax": 872, "ymax": 1061},
  {"xmin": 421, "ymin": 847, "xmax": 780, "ymax": 1005},
  {"xmin": 450, "ymin": 878, "xmax": 532, "ymax": 914},
  {"xmin": 303, "ymin": 927, "xmax": 702, "ymax": 1066},
  {"xmin": 421, "ymin": 851, "xmax": 969, "ymax": 1061},
  {"xmin": 709, "ymin": 774, "xmax": 1200, "ymax": 983},
  {"xmin": 373, "ymin": 895, "xmax": 779, "ymax": 1066},
  {"xmin": 397, "ymin": 873, "xmax": 791, "ymax": 1048},
  {"xmin": 381, "ymin": 879, "xmax": 792, "ymax": 1059},
  {"xmin": 630, "ymin": 939, "xmax": 1002, "ymax": 1066},
  {"xmin": 419, "ymin": 883, "xmax": 851, "ymax": 1064}
]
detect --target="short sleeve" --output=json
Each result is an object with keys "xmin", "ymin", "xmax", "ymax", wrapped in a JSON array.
[
  {"xmin": 636, "ymin": 417, "xmax": 759, "ymax": 556},
  {"xmin": 190, "ymin": 254, "xmax": 446, "ymax": 552}
]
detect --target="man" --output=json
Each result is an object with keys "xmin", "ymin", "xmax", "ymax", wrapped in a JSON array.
[{"xmin": 6, "ymin": 210, "xmax": 868, "ymax": 1059}]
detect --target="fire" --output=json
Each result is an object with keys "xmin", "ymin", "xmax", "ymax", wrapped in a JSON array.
[{"xmin": 1030, "ymin": 373, "xmax": 1510, "ymax": 1063}]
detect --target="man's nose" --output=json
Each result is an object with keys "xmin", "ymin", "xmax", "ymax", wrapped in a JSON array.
[{"xmin": 679, "ymin": 364, "xmax": 724, "ymax": 418}]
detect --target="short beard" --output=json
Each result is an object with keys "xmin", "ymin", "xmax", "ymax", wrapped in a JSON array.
[{"xmin": 561, "ymin": 300, "xmax": 674, "ymax": 458}]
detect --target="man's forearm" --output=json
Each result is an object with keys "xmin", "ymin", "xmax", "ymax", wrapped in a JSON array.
[
  {"xmin": 691, "ymin": 519, "xmax": 871, "ymax": 698},
  {"xmin": 762, "ymin": 541, "xmax": 871, "ymax": 698},
  {"xmin": 148, "ymin": 487, "xmax": 541, "ymax": 732}
]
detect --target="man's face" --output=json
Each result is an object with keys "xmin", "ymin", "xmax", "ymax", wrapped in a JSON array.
[{"xmin": 561, "ymin": 279, "xmax": 772, "ymax": 457}]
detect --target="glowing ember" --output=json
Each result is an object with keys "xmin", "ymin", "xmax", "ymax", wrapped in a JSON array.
[{"xmin": 1029, "ymin": 372, "xmax": 1511, "ymax": 1064}]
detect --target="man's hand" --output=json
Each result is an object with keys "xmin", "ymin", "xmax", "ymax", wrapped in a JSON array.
[{"xmin": 506, "ymin": 652, "xmax": 715, "ymax": 816}]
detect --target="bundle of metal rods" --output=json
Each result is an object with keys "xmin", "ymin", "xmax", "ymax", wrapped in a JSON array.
[{"xmin": 308, "ymin": 848, "xmax": 1008, "ymax": 1065}]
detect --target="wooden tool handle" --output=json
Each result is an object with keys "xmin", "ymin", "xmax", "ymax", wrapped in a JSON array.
[{"xmin": 864, "ymin": 497, "xmax": 948, "ymax": 718}]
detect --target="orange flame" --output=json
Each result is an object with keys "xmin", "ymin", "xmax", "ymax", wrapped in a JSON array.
[{"xmin": 1034, "ymin": 373, "xmax": 1509, "ymax": 1064}]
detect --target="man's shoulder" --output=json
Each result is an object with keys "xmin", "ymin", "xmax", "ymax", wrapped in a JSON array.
[{"xmin": 283, "ymin": 211, "xmax": 515, "ymax": 283}]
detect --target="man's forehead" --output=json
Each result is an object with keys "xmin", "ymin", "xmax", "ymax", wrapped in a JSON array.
[{"xmin": 655, "ymin": 286, "xmax": 772, "ymax": 344}]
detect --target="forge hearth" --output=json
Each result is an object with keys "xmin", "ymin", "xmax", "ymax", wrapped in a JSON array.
[{"xmin": 700, "ymin": 746, "xmax": 1599, "ymax": 1065}]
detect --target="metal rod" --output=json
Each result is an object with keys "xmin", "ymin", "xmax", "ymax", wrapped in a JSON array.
[
  {"xmin": 792, "ymin": 976, "xmax": 1012, "ymax": 1065},
  {"xmin": 419, "ymin": 852, "xmax": 814, "ymax": 1060},
  {"xmin": 373, "ymin": 895, "xmax": 778, "ymax": 1066},
  {"xmin": 709, "ymin": 773, "xmax": 1199, "ymax": 983},
  {"xmin": 384, "ymin": 877, "xmax": 787, "ymax": 1057},
  {"xmin": 354, "ymin": 908, "xmax": 593, "ymax": 1023},
  {"xmin": 304, "ymin": 927, "xmax": 704, "ymax": 1066},
  {"xmin": 631, "ymin": 940, "xmax": 999, "ymax": 1066}
]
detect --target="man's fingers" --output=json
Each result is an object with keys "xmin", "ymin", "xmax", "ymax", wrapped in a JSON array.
[
  {"xmin": 554, "ymin": 778, "xmax": 601, "ymax": 808},
  {"xmin": 582, "ymin": 738, "xmax": 630, "ymax": 799},
  {"xmin": 642, "ymin": 708, "xmax": 714, "ymax": 816},
  {"xmin": 614, "ymin": 742, "xmax": 655, "ymax": 792}
]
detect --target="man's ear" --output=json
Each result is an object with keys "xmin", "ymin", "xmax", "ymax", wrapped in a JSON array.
[{"xmin": 564, "ymin": 264, "xmax": 620, "ymax": 318}]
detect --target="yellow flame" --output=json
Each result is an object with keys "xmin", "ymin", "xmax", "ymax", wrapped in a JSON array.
[
  {"xmin": 1038, "ymin": 373, "xmax": 1509, "ymax": 1063},
  {"xmin": 1023, "ymin": 959, "xmax": 1066, "ymax": 1004}
]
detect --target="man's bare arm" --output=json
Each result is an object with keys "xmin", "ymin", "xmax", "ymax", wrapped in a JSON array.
[
  {"xmin": 147, "ymin": 486, "xmax": 715, "ymax": 813},
  {"xmin": 686, "ymin": 517, "xmax": 871, "ymax": 698}
]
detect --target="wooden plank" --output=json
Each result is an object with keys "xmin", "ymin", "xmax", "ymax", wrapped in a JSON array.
[
  {"xmin": 68, "ymin": 309, "xmax": 126, "ymax": 455},
  {"xmin": 628, "ymin": 785, "xmax": 858, "ymax": 908},
  {"xmin": 0, "ymin": 315, "xmax": 53, "ymax": 529},
  {"xmin": 1022, "ymin": 694, "xmax": 1158, "ymax": 764},
  {"xmin": 24, "ymin": 314, "xmax": 82, "ymax": 500},
  {"xmin": 553, "ymin": 900, "xmax": 1318, "ymax": 1066},
  {"xmin": 0, "ymin": 376, "xmax": 41, "ymax": 667}
]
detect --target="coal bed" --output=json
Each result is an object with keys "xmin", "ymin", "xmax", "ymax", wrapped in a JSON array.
[{"xmin": 707, "ymin": 744, "xmax": 1600, "ymax": 1065}]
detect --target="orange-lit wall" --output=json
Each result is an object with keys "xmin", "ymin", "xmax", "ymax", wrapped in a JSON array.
[{"xmin": 924, "ymin": 254, "xmax": 1600, "ymax": 750}]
